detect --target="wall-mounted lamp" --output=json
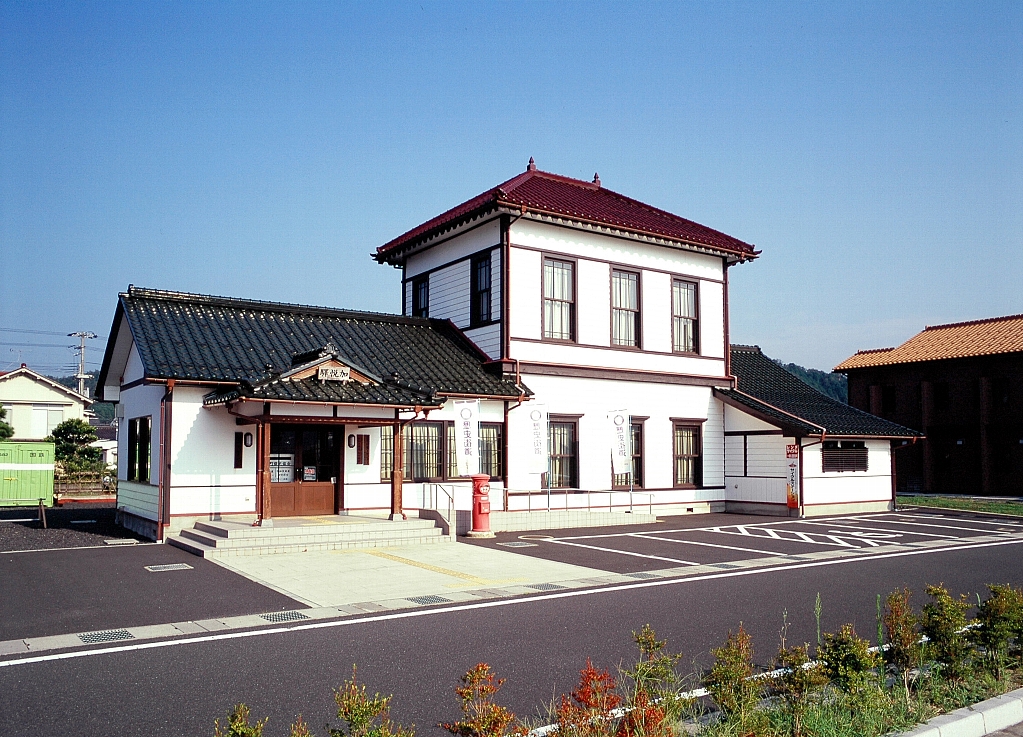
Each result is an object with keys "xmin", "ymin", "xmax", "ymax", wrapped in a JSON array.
[
  {"xmin": 243, "ymin": 432, "xmax": 254, "ymax": 448},
  {"xmin": 348, "ymin": 434, "xmax": 356, "ymax": 448}
]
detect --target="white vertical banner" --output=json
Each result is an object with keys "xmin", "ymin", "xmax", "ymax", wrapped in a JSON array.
[
  {"xmin": 454, "ymin": 400, "xmax": 480, "ymax": 477},
  {"xmin": 526, "ymin": 404, "xmax": 549, "ymax": 475},
  {"xmin": 608, "ymin": 409, "xmax": 631, "ymax": 476}
]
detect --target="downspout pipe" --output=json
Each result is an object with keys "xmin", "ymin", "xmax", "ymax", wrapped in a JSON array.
[{"xmin": 156, "ymin": 379, "xmax": 175, "ymax": 541}]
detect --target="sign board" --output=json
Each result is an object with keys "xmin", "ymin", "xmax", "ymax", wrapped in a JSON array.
[
  {"xmin": 303, "ymin": 465, "xmax": 318, "ymax": 482},
  {"xmin": 453, "ymin": 400, "xmax": 480, "ymax": 477},
  {"xmin": 269, "ymin": 454, "xmax": 294, "ymax": 483},
  {"xmin": 317, "ymin": 365, "xmax": 351, "ymax": 382},
  {"xmin": 607, "ymin": 409, "xmax": 631, "ymax": 477},
  {"xmin": 786, "ymin": 445, "xmax": 799, "ymax": 508},
  {"xmin": 526, "ymin": 404, "xmax": 549, "ymax": 475}
]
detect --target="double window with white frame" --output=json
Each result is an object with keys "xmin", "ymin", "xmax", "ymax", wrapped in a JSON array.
[
  {"xmin": 611, "ymin": 269, "xmax": 640, "ymax": 347},
  {"xmin": 672, "ymin": 279, "xmax": 699, "ymax": 353},
  {"xmin": 543, "ymin": 258, "xmax": 575, "ymax": 341}
]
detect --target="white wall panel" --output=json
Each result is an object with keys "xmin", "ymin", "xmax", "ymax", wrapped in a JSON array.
[
  {"xmin": 464, "ymin": 324, "xmax": 501, "ymax": 360},
  {"xmin": 509, "ymin": 247, "xmax": 542, "ymax": 340},
  {"xmin": 405, "ymin": 219, "xmax": 501, "ymax": 276},
  {"xmin": 428, "ymin": 260, "xmax": 471, "ymax": 326},
  {"xmin": 746, "ymin": 435, "xmax": 787, "ymax": 478},
  {"xmin": 724, "ymin": 436, "xmax": 745, "ymax": 477},
  {"xmin": 510, "ymin": 339, "xmax": 726, "ymax": 377},
  {"xmin": 117, "ymin": 480, "xmax": 159, "ymax": 520},
  {"xmin": 723, "ymin": 404, "xmax": 779, "ymax": 432},
  {"xmin": 801, "ymin": 441, "xmax": 892, "ymax": 505},
  {"xmin": 641, "ymin": 271, "xmax": 672, "ymax": 353},
  {"xmin": 699, "ymin": 281, "xmax": 725, "ymax": 359},
  {"xmin": 576, "ymin": 259, "xmax": 610, "ymax": 346},
  {"xmin": 725, "ymin": 476, "xmax": 787, "ymax": 503}
]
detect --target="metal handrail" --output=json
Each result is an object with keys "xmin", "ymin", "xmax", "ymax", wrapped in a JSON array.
[
  {"xmin": 424, "ymin": 483, "xmax": 456, "ymax": 539},
  {"xmin": 504, "ymin": 488, "xmax": 654, "ymax": 515}
]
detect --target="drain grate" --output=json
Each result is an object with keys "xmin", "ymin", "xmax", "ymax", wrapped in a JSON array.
[
  {"xmin": 626, "ymin": 572, "xmax": 658, "ymax": 579},
  {"xmin": 260, "ymin": 610, "xmax": 310, "ymax": 623},
  {"xmin": 144, "ymin": 563, "xmax": 194, "ymax": 572},
  {"xmin": 103, "ymin": 539, "xmax": 138, "ymax": 546},
  {"xmin": 79, "ymin": 629, "xmax": 134, "ymax": 644},
  {"xmin": 408, "ymin": 595, "xmax": 452, "ymax": 605},
  {"xmin": 712, "ymin": 563, "xmax": 740, "ymax": 569},
  {"xmin": 497, "ymin": 541, "xmax": 538, "ymax": 548},
  {"xmin": 527, "ymin": 583, "xmax": 566, "ymax": 591}
]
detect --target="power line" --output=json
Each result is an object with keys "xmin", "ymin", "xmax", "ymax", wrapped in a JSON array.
[
  {"xmin": 0, "ymin": 328, "xmax": 107, "ymax": 339},
  {"xmin": 0, "ymin": 341, "xmax": 76, "ymax": 349}
]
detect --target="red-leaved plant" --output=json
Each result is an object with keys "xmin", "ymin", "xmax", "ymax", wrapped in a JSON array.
[
  {"xmin": 556, "ymin": 659, "xmax": 622, "ymax": 737},
  {"xmin": 441, "ymin": 663, "xmax": 517, "ymax": 737}
]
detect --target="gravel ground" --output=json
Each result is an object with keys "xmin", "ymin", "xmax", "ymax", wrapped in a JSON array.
[{"xmin": 0, "ymin": 503, "xmax": 148, "ymax": 552}]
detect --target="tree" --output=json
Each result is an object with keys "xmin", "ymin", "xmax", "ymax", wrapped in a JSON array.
[
  {"xmin": 47, "ymin": 418, "xmax": 102, "ymax": 470},
  {"xmin": 0, "ymin": 406, "xmax": 13, "ymax": 441}
]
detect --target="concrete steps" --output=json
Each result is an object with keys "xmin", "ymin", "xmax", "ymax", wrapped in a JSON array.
[{"xmin": 167, "ymin": 517, "xmax": 450, "ymax": 558}]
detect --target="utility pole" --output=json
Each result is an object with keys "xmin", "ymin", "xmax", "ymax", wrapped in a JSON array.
[{"xmin": 68, "ymin": 331, "xmax": 98, "ymax": 397}]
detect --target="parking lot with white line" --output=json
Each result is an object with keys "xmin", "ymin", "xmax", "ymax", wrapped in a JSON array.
[{"xmin": 473, "ymin": 510, "xmax": 1023, "ymax": 572}]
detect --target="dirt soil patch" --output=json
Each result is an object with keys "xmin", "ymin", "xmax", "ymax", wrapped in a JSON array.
[{"xmin": 0, "ymin": 503, "xmax": 146, "ymax": 552}]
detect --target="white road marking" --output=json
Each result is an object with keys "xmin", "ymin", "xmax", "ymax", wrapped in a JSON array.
[
  {"xmin": 891, "ymin": 513, "xmax": 1023, "ymax": 528},
  {"xmin": 630, "ymin": 534, "xmax": 783, "ymax": 556},
  {"xmin": 712, "ymin": 525, "xmax": 860, "ymax": 548},
  {"xmin": 543, "ymin": 539, "xmax": 700, "ymax": 565},
  {"xmin": 4, "ymin": 536, "xmax": 1023, "ymax": 670},
  {"xmin": 0, "ymin": 542, "xmax": 156, "ymax": 555},
  {"xmin": 850, "ymin": 515, "xmax": 1013, "ymax": 534},
  {"xmin": 799, "ymin": 521, "xmax": 957, "ymax": 539}
]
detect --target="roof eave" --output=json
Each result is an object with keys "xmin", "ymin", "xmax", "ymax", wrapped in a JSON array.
[
  {"xmin": 373, "ymin": 203, "xmax": 500, "ymax": 265},
  {"xmin": 497, "ymin": 205, "xmax": 759, "ymax": 262}
]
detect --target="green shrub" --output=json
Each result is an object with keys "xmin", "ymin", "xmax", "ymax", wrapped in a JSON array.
[
  {"xmin": 331, "ymin": 666, "xmax": 415, "ymax": 737},
  {"xmin": 441, "ymin": 663, "xmax": 516, "ymax": 737},
  {"xmin": 884, "ymin": 588, "xmax": 921, "ymax": 701},
  {"xmin": 622, "ymin": 624, "xmax": 688, "ymax": 722},
  {"xmin": 773, "ymin": 643, "xmax": 827, "ymax": 737},
  {"xmin": 972, "ymin": 584, "xmax": 1023, "ymax": 679},
  {"xmin": 817, "ymin": 624, "xmax": 880, "ymax": 694},
  {"xmin": 703, "ymin": 624, "xmax": 765, "ymax": 734},
  {"xmin": 214, "ymin": 704, "xmax": 267, "ymax": 737},
  {"xmin": 920, "ymin": 584, "xmax": 972, "ymax": 682}
]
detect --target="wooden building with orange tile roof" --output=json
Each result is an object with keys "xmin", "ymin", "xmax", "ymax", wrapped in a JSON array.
[{"xmin": 835, "ymin": 314, "xmax": 1023, "ymax": 495}]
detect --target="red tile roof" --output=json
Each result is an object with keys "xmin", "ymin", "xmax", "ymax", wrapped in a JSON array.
[
  {"xmin": 374, "ymin": 162, "xmax": 758, "ymax": 263},
  {"xmin": 835, "ymin": 314, "xmax": 1023, "ymax": 371}
]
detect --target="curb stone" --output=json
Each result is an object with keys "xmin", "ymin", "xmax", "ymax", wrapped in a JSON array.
[{"xmin": 898, "ymin": 687, "xmax": 1023, "ymax": 737}]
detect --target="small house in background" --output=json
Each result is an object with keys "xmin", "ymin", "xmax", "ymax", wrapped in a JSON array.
[
  {"xmin": 836, "ymin": 314, "xmax": 1023, "ymax": 495},
  {"xmin": 0, "ymin": 365, "xmax": 93, "ymax": 440},
  {"xmin": 717, "ymin": 345, "xmax": 921, "ymax": 516}
]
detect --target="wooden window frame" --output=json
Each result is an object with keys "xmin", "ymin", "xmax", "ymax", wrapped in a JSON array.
[
  {"xmin": 542, "ymin": 257, "xmax": 576, "ymax": 343},
  {"xmin": 356, "ymin": 434, "xmax": 370, "ymax": 466},
  {"xmin": 612, "ymin": 420, "xmax": 644, "ymax": 489},
  {"xmin": 470, "ymin": 254, "xmax": 492, "ymax": 328},
  {"xmin": 672, "ymin": 422, "xmax": 702, "ymax": 489},
  {"xmin": 412, "ymin": 275, "xmax": 429, "ymax": 318},
  {"xmin": 610, "ymin": 268, "xmax": 641, "ymax": 349},
  {"xmin": 548, "ymin": 416, "xmax": 579, "ymax": 489},
  {"xmin": 671, "ymin": 277, "xmax": 700, "ymax": 355},
  {"xmin": 127, "ymin": 415, "xmax": 152, "ymax": 483}
]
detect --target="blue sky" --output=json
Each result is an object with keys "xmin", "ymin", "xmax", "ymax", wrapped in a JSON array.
[{"xmin": 2, "ymin": 1, "xmax": 1020, "ymax": 376}]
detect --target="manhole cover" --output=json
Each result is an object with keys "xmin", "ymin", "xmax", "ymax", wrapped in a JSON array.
[
  {"xmin": 144, "ymin": 563, "xmax": 194, "ymax": 572},
  {"xmin": 497, "ymin": 541, "xmax": 538, "ymax": 548},
  {"xmin": 527, "ymin": 583, "xmax": 566, "ymax": 591},
  {"xmin": 260, "ymin": 610, "xmax": 310, "ymax": 623},
  {"xmin": 79, "ymin": 629, "xmax": 134, "ymax": 644},
  {"xmin": 408, "ymin": 595, "xmax": 452, "ymax": 605}
]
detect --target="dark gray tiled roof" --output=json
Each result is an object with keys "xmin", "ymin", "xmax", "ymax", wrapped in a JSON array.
[
  {"xmin": 100, "ymin": 287, "xmax": 528, "ymax": 404},
  {"xmin": 717, "ymin": 345, "xmax": 922, "ymax": 438}
]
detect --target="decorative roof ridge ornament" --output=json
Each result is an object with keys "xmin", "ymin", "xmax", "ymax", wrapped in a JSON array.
[
  {"xmin": 593, "ymin": 172, "xmax": 600, "ymax": 187},
  {"xmin": 527, "ymin": 156, "xmax": 536, "ymax": 172}
]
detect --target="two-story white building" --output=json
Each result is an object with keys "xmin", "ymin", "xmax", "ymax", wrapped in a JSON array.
[
  {"xmin": 97, "ymin": 161, "xmax": 916, "ymax": 544},
  {"xmin": 375, "ymin": 160, "xmax": 758, "ymax": 512}
]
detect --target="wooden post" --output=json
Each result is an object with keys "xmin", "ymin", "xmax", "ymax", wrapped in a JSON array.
[
  {"xmin": 260, "ymin": 420, "xmax": 273, "ymax": 526},
  {"xmin": 979, "ymin": 377, "xmax": 992, "ymax": 495},
  {"xmin": 390, "ymin": 421, "xmax": 404, "ymax": 520},
  {"xmin": 921, "ymin": 380, "xmax": 934, "ymax": 492}
]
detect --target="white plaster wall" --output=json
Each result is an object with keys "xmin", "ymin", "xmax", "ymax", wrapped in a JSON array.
[
  {"xmin": 509, "ymin": 247, "xmax": 542, "ymax": 340},
  {"xmin": 576, "ymin": 259, "xmax": 610, "ymax": 346},
  {"xmin": 747, "ymin": 435, "xmax": 787, "ymax": 477},
  {"xmin": 641, "ymin": 271, "xmax": 672, "ymax": 353},
  {"xmin": 269, "ymin": 403, "xmax": 334, "ymax": 417},
  {"xmin": 506, "ymin": 375, "xmax": 725, "ymax": 496},
  {"xmin": 801, "ymin": 440, "xmax": 893, "ymax": 505},
  {"xmin": 168, "ymin": 388, "xmax": 256, "ymax": 516},
  {"xmin": 510, "ymin": 219, "xmax": 725, "ymax": 282},
  {"xmin": 509, "ymin": 340, "xmax": 726, "ymax": 376},
  {"xmin": 405, "ymin": 219, "xmax": 501, "ymax": 276},
  {"xmin": 699, "ymin": 281, "xmax": 725, "ymax": 359},
  {"xmin": 723, "ymin": 404, "xmax": 779, "ymax": 432}
]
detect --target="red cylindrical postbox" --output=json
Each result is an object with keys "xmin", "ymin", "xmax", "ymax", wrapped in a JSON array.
[{"xmin": 466, "ymin": 473, "xmax": 494, "ymax": 538}]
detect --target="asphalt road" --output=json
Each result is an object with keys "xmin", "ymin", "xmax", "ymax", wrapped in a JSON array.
[{"xmin": 2, "ymin": 528, "xmax": 1021, "ymax": 736}]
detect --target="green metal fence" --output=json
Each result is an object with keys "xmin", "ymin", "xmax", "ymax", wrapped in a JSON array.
[{"xmin": 0, "ymin": 442, "xmax": 55, "ymax": 508}]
